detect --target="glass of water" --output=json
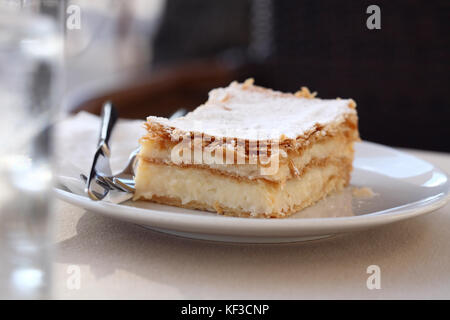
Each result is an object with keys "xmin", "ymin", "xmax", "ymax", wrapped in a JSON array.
[{"xmin": 0, "ymin": 1, "xmax": 62, "ymax": 299}]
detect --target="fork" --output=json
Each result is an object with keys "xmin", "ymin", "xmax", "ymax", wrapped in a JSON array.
[
  {"xmin": 102, "ymin": 146, "xmax": 139, "ymax": 192},
  {"xmin": 82, "ymin": 108, "xmax": 187, "ymax": 194},
  {"xmin": 80, "ymin": 147, "xmax": 137, "ymax": 192}
]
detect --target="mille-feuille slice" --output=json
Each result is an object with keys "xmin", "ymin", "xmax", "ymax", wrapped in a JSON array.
[{"xmin": 133, "ymin": 79, "xmax": 359, "ymax": 218}]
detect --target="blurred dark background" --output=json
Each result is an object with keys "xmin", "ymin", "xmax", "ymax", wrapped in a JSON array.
[{"xmin": 74, "ymin": 0, "xmax": 449, "ymax": 152}]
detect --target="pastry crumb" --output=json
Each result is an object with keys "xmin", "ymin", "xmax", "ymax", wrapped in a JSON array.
[{"xmin": 352, "ymin": 187, "xmax": 377, "ymax": 198}]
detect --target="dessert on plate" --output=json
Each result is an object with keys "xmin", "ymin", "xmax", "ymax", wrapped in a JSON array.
[{"xmin": 133, "ymin": 79, "xmax": 359, "ymax": 218}]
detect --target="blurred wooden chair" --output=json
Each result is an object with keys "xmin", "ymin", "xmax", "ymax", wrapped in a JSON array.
[{"xmin": 71, "ymin": 60, "xmax": 240, "ymax": 119}]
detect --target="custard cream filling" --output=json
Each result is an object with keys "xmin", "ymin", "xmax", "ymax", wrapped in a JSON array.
[{"xmin": 134, "ymin": 159, "xmax": 350, "ymax": 215}]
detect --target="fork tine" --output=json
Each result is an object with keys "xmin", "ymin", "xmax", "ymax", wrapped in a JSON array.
[
  {"xmin": 81, "ymin": 174, "xmax": 109, "ymax": 200},
  {"xmin": 88, "ymin": 189, "xmax": 105, "ymax": 201},
  {"xmin": 81, "ymin": 174, "xmax": 112, "ymax": 191},
  {"xmin": 82, "ymin": 173, "xmax": 133, "ymax": 195},
  {"xmin": 102, "ymin": 176, "xmax": 129, "ymax": 192},
  {"xmin": 113, "ymin": 177, "xmax": 135, "ymax": 193}
]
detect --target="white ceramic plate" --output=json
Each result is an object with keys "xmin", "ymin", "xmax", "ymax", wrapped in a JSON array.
[{"xmin": 55, "ymin": 141, "xmax": 449, "ymax": 243}]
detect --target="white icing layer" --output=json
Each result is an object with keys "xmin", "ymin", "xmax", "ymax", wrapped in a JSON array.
[{"xmin": 147, "ymin": 81, "xmax": 356, "ymax": 141}]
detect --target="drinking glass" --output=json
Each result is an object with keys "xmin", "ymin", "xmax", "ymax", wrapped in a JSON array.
[{"xmin": 0, "ymin": 0, "xmax": 62, "ymax": 299}]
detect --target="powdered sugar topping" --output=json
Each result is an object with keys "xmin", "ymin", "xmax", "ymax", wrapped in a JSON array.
[{"xmin": 147, "ymin": 81, "xmax": 356, "ymax": 141}]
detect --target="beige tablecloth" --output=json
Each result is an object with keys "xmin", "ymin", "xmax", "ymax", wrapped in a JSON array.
[{"xmin": 52, "ymin": 114, "xmax": 450, "ymax": 299}]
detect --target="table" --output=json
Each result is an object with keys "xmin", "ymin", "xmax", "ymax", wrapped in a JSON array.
[{"xmin": 52, "ymin": 148, "xmax": 450, "ymax": 299}]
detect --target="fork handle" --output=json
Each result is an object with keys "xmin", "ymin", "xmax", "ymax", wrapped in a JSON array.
[{"xmin": 98, "ymin": 101, "xmax": 118, "ymax": 151}]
